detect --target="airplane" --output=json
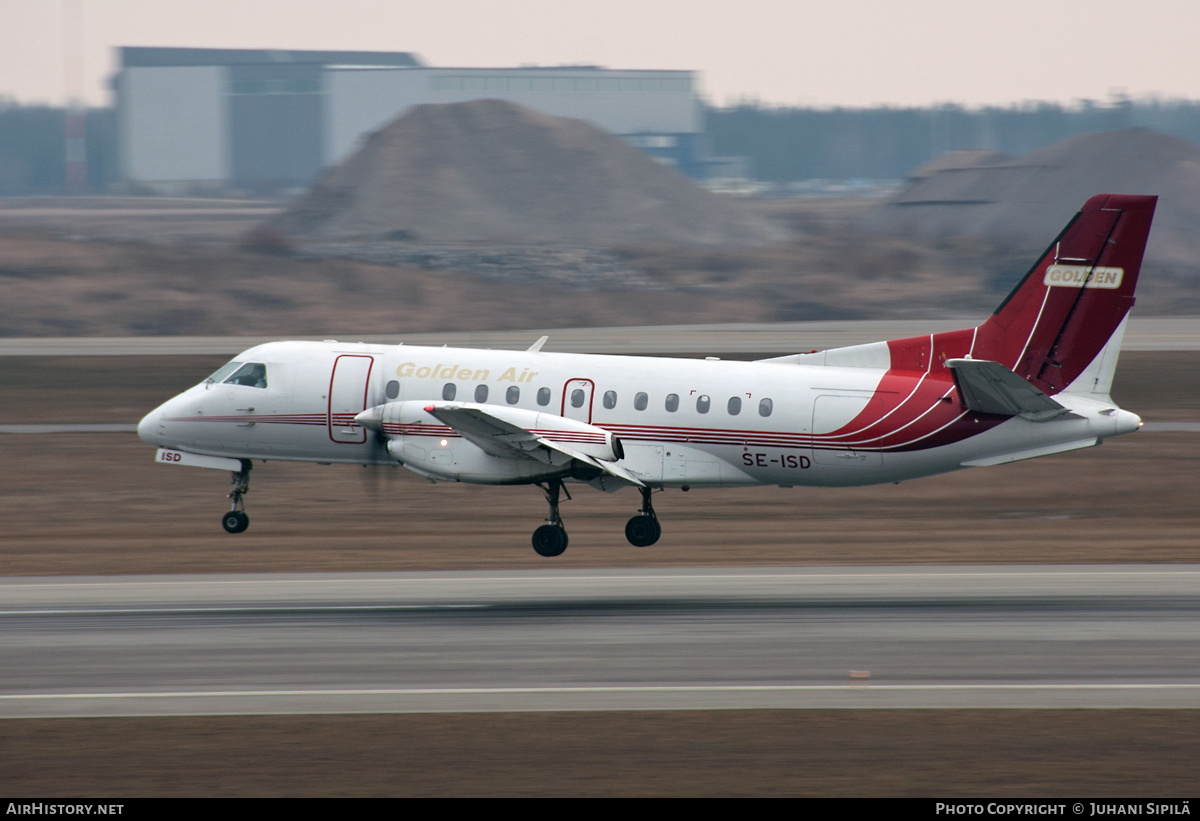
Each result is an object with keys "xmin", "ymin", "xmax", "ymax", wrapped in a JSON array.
[{"xmin": 138, "ymin": 193, "xmax": 1156, "ymax": 557}]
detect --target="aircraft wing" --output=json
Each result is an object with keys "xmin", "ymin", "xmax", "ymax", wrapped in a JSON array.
[
  {"xmin": 945, "ymin": 359, "xmax": 1074, "ymax": 420},
  {"xmin": 422, "ymin": 403, "xmax": 645, "ymax": 487},
  {"xmin": 535, "ymin": 438, "xmax": 646, "ymax": 487},
  {"xmin": 421, "ymin": 403, "xmax": 543, "ymax": 458}
]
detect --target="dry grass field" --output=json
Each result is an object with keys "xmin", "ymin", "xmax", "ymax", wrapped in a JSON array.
[
  {"xmin": 4, "ymin": 711, "xmax": 1198, "ymax": 797},
  {"xmin": 2, "ymin": 196, "xmax": 1194, "ymax": 341}
]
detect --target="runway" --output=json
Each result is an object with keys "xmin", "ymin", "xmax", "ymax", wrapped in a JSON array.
[
  {"xmin": 3, "ymin": 565, "xmax": 1198, "ymax": 718},
  {"xmin": 1, "ymin": 316, "xmax": 1199, "ymax": 356}
]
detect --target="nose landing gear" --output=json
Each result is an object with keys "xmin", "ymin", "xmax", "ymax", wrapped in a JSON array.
[{"xmin": 221, "ymin": 462, "xmax": 251, "ymax": 534}]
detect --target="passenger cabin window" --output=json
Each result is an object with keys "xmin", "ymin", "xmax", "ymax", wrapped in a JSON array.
[
  {"xmin": 443, "ymin": 383, "xmax": 456, "ymax": 401},
  {"xmin": 759, "ymin": 398, "xmax": 773, "ymax": 417},
  {"xmin": 634, "ymin": 392, "xmax": 648, "ymax": 411},
  {"xmin": 537, "ymin": 387, "xmax": 551, "ymax": 406},
  {"xmin": 665, "ymin": 393, "xmax": 679, "ymax": 412},
  {"xmin": 386, "ymin": 380, "xmax": 400, "ymax": 400},
  {"xmin": 696, "ymin": 395, "xmax": 711, "ymax": 414},
  {"xmin": 225, "ymin": 362, "xmax": 267, "ymax": 388},
  {"xmin": 475, "ymin": 384, "xmax": 489, "ymax": 403},
  {"xmin": 506, "ymin": 386, "xmax": 520, "ymax": 404},
  {"xmin": 603, "ymin": 390, "xmax": 617, "ymax": 409},
  {"xmin": 728, "ymin": 396, "xmax": 742, "ymax": 415},
  {"xmin": 570, "ymin": 389, "xmax": 585, "ymax": 408}
]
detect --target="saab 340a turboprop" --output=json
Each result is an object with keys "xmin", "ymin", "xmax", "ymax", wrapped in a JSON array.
[{"xmin": 139, "ymin": 194, "xmax": 1156, "ymax": 557}]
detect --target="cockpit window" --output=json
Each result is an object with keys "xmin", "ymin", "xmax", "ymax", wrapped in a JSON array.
[
  {"xmin": 205, "ymin": 361, "xmax": 243, "ymax": 385},
  {"xmin": 224, "ymin": 362, "xmax": 268, "ymax": 388}
]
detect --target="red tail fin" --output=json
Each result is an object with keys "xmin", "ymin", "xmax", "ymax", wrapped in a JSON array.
[{"xmin": 972, "ymin": 194, "xmax": 1157, "ymax": 395}]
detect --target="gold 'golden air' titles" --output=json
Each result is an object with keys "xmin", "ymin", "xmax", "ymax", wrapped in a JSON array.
[
  {"xmin": 396, "ymin": 362, "xmax": 539, "ymax": 383},
  {"xmin": 1043, "ymin": 265, "xmax": 1124, "ymax": 289}
]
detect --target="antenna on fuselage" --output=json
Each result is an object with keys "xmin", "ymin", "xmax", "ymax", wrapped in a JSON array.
[{"xmin": 527, "ymin": 335, "xmax": 549, "ymax": 352}]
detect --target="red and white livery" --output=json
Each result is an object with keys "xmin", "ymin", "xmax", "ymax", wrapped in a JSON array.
[{"xmin": 139, "ymin": 194, "xmax": 1157, "ymax": 556}]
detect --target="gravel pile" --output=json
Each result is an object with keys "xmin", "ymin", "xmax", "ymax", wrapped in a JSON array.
[{"xmin": 273, "ymin": 99, "xmax": 780, "ymax": 247}]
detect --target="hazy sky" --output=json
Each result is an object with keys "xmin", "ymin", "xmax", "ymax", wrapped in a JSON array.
[{"xmin": 3, "ymin": 0, "xmax": 1199, "ymax": 109}]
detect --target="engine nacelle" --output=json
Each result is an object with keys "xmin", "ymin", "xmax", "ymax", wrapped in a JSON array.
[{"xmin": 358, "ymin": 400, "xmax": 623, "ymax": 484}]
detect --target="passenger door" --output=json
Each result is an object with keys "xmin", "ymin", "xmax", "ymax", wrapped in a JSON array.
[
  {"xmin": 561, "ymin": 378, "xmax": 595, "ymax": 424},
  {"xmin": 328, "ymin": 355, "xmax": 374, "ymax": 444}
]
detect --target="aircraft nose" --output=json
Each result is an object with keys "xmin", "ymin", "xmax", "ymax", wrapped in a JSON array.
[{"xmin": 138, "ymin": 406, "xmax": 166, "ymax": 445}]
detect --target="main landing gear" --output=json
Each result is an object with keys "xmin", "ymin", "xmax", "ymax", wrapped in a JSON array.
[
  {"xmin": 624, "ymin": 486, "xmax": 661, "ymax": 547},
  {"xmin": 528, "ymin": 482, "xmax": 665, "ymax": 557},
  {"xmin": 221, "ymin": 462, "xmax": 251, "ymax": 534},
  {"xmin": 531, "ymin": 478, "xmax": 569, "ymax": 557}
]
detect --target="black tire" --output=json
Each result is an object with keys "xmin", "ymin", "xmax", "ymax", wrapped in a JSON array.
[
  {"xmin": 625, "ymin": 515, "xmax": 660, "ymax": 547},
  {"xmin": 532, "ymin": 524, "xmax": 568, "ymax": 557},
  {"xmin": 222, "ymin": 510, "xmax": 249, "ymax": 534}
]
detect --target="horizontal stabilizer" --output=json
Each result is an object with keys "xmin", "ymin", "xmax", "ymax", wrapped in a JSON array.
[
  {"xmin": 946, "ymin": 358, "xmax": 1072, "ymax": 419},
  {"xmin": 961, "ymin": 438, "xmax": 1097, "ymax": 467}
]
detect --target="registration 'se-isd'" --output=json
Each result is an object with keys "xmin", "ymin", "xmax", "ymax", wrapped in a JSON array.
[{"xmin": 138, "ymin": 194, "xmax": 1157, "ymax": 557}]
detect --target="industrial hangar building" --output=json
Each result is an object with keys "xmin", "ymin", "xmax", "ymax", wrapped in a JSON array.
[{"xmin": 115, "ymin": 47, "xmax": 704, "ymax": 193}]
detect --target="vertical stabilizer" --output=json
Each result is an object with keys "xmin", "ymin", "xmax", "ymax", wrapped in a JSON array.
[
  {"xmin": 971, "ymin": 194, "xmax": 1156, "ymax": 396},
  {"xmin": 1061, "ymin": 313, "xmax": 1129, "ymax": 399}
]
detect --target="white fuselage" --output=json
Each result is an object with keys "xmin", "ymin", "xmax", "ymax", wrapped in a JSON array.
[{"xmin": 138, "ymin": 340, "xmax": 1141, "ymax": 490}]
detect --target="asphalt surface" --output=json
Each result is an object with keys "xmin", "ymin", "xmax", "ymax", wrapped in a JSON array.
[
  {"xmin": 1, "ymin": 316, "xmax": 1199, "ymax": 356},
  {"xmin": 3, "ymin": 565, "xmax": 1198, "ymax": 717}
]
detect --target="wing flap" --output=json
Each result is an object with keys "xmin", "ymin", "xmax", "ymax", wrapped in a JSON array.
[{"xmin": 535, "ymin": 437, "xmax": 646, "ymax": 486}]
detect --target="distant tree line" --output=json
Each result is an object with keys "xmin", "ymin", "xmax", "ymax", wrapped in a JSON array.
[
  {"xmin": 4, "ymin": 98, "xmax": 1200, "ymax": 194},
  {"xmin": 704, "ymin": 98, "xmax": 1200, "ymax": 183}
]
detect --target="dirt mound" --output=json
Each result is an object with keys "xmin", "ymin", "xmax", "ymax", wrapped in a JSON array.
[
  {"xmin": 273, "ymin": 99, "xmax": 780, "ymax": 247},
  {"xmin": 907, "ymin": 149, "xmax": 1012, "ymax": 180},
  {"xmin": 862, "ymin": 128, "xmax": 1200, "ymax": 272}
]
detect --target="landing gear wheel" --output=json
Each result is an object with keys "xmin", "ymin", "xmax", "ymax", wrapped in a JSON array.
[
  {"xmin": 222, "ymin": 462, "xmax": 252, "ymax": 534},
  {"xmin": 222, "ymin": 510, "xmax": 249, "ymax": 533},
  {"xmin": 532, "ymin": 524, "xmax": 568, "ymax": 557},
  {"xmin": 625, "ymin": 515, "xmax": 660, "ymax": 547},
  {"xmin": 625, "ymin": 486, "xmax": 662, "ymax": 547},
  {"xmin": 530, "ymin": 479, "xmax": 570, "ymax": 557}
]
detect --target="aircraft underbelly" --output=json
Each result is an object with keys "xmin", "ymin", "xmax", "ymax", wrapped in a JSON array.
[
  {"xmin": 620, "ymin": 443, "xmax": 663, "ymax": 480},
  {"xmin": 663, "ymin": 444, "xmax": 721, "ymax": 482}
]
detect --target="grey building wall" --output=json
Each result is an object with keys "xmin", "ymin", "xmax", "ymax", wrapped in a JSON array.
[
  {"xmin": 425, "ymin": 68, "xmax": 699, "ymax": 134},
  {"xmin": 324, "ymin": 69, "xmax": 434, "ymax": 167},
  {"xmin": 117, "ymin": 48, "xmax": 705, "ymax": 189},
  {"xmin": 116, "ymin": 47, "xmax": 421, "ymax": 191},
  {"xmin": 118, "ymin": 65, "xmax": 229, "ymax": 185},
  {"xmin": 324, "ymin": 67, "xmax": 702, "ymax": 171},
  {"xmin": 228, "ymin": 63, "xmax": 323, "ymax": 186}
]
